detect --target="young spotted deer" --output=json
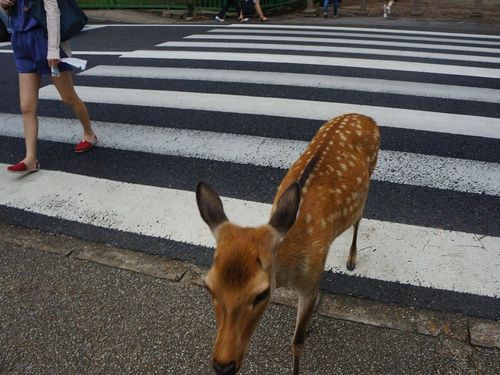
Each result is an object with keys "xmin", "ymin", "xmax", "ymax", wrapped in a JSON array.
[{"xmin": 196, "ymin": 113, "xmax": 380, "ymax": 375}]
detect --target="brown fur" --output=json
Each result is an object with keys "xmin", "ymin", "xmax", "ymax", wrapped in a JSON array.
[{"xmin": 198, "ymin": 113, "xmax": 380, "ymax": 374}]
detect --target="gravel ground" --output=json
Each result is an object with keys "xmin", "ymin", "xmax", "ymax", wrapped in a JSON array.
[{"xmin": 1, "ymin": 242, "xmax": 499, "ymax": 374}]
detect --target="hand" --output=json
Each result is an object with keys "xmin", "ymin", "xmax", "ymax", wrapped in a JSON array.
[
  {"xmin": 0, "ymin": 0, "xmax": 15, "ymax": 10},
  {"xmin": 48, "ymin": 59, "xmax": 60, "ymax": 68}
]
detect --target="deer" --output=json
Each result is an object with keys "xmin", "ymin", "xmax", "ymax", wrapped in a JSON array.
[{"xmin": 196, "ymin": 113, "xmax": 380, "ymax": 375}]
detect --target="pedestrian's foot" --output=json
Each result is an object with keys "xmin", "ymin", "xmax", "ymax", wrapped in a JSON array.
[
  {"xmin": 239, "ymin": 17, "xmax": 249, "ymax": 22},
  {"xmin": 7, "ymin": 159, "xmax": 40, "ymax": 174},
  {"xmin": 215, "ymin": 16, "xmax": 224, "ymax": 22},
  {"xmin": 383, "ymin": 12, "xmax": 388, "ymax": 18},
  {"xmin": 323, "ymin": 12, "xmax": 327, "ymax": 18},
  {"xmin": 260, "ymin": 17, "xmax": 268, "ymax": 22},
  {"xmin": 75, "ymin": 134, "xmax": 97, "ymax": 153}
]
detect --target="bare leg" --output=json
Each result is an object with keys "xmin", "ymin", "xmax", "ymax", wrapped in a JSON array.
[
  {"xmin": 51, "ymin": 71, "xmax": 94, "ymax": 140},
  {"xmin": 292, "ymin": 292, "xmax": 317, "ymax": 375},
  {"xmin": 255, "ymin": 1, "xmax": 267, "ymax": 20},
  {"xmin": 18, "ymin": 73, "xmax": 41, "ymax": 164},
  {"xmin": 346, "ymin": 218, "xmax": 361, "ymax": 271}
]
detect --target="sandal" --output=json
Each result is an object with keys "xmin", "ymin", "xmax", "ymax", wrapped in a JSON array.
[
  {"xmin": 260, "ymin": 17, "xmax": 269, "ymax": 22},
  {"xmin": 239, "ymin": 17, "xmax": 249, "ymax": 22},
  {"xmin": 75, "ymin": 134, "xmax": 98, "ymax": 153},
  {"xmin": 7, "ymin": 160, "xmax": 40, "ymax": 174}
]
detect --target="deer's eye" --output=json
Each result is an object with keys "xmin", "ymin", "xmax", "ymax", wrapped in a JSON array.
[{"xmin": 253, "ymin": 288, "xmax": 270, "ymax": 307}]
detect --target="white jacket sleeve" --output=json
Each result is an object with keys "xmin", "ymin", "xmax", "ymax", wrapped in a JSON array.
[{"xmin": 43, "ymin": 0, "xmax": 61, "ymax": 60}]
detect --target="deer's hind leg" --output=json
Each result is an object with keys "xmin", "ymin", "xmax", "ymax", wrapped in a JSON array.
[{"xmin": 346, "ymin": 217, "xmax": 361, "ymax": 271}]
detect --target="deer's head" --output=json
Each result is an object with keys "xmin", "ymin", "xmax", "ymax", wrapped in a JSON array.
[{"xmin": 196, "ymin": 182, "xmax": 301, "ymax": 374}]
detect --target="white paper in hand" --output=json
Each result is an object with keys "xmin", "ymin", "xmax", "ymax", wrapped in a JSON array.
[{"xmin": 60, "ymin": 57, "xmax": 87, "ymax": 70}]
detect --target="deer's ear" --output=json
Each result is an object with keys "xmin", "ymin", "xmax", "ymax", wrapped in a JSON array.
[
  {"xmin": 196, "ymin": 182, "xmax": 228, "ymax": 232},
  {"xmin": 269, "ymin": 183, "xmax": 301, "ymax": 237}
]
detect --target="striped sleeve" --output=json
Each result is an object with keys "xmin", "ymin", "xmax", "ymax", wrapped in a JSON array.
[{"xmin": 43, "ymin": 0, "xmax": 61, "ymax": 60}]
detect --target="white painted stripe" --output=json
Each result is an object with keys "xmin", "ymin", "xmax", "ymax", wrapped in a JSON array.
[
  {"xmin": 0, "ymin": 165, "xmax": 498, "ymax": 297},
  {"xmin": 105, "ymin": 24, "xmax": 230, "ymax": 27},
  {"xmin": 159, "ymin": 41, "xmax": 500, "ymax": 64},
  {"xmin": 0, "ymin": 49, "xmax": 126, "ymax": 55},
  {"xmin": 81, "ymin": 65, "xmax": 500, "ymax": 104},
  {"xmin": 183, "ymin": 34, "xmax": 500, "ymax": 54},
  {"xmin": 228, "ymin": 24, "xmax": 500, "ymax": 40},
  {"xmin": 38, "ymin": 85, "xmax": 500, "ymax": 139},
  {"xmin": 120, "ymin": 50, "xmax": 500, "ymax": 79},
  {"xmin": 0, "ymin": 42, "xmax": 11, "ymax": 47},
  {"xmin": 82, "ymin": 25, "xmax": 108, "ymax": 31},
  {"xmin": 208, "ymin": 28, "xmax": 500, "ymax": 46},
  {"xmin": 1, "ymin": 113, "xmax": 498, "ymax": 196}
]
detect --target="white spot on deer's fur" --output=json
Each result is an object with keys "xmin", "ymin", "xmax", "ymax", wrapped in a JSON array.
[
  {"xmin": 302, "ymin": 187, "xmax": 308, "ymax": 194},
  {"xmin": 321, "ymin": 219, "xmax": 326, "ymax": 229},
  {"xmin": 348, "ymin": 160, "xmax": 355, "ymax": 167},
  {"xmin": 340, "ymin": 133, "xmax": 346, "ymax": 141},
  {"xmin": 305, "ymin": 212, "xmax": 312, "ymax": 224},
  {"xmin": 335, "ymin": 188, "xmax": 342, "ymax": 194},
  {"xmin": 348, "ymin": 144, "xmax": 354, "ymax": 150},
  {"xmin": 336, "ymin": 156, "xmax": 341, "ymax": 161},
  {"xmin": 356, "ymin": 130, "xmax": 363, "ymax": 136},
  {"xmin": 329, "ymin": 141, "xmax": 334, "ymax": 145},
  {"xmin": 356, "ymin": 177, "xmax": 362, "ymax": 184},
  {"xmin": 328, "ymin": 188, "xmax": 335, "ymax": 194},
  {"xmin": 307, "ymin": 227, "xmax": 314, "ymax": 235},
  {"xmin": 339, "ymin": 142, "xmax": 345, "ymax": 147},
  {"xmin": 345, "ymin": 130, "xmax": 351, "ymax": 135},
  {"xmin": 340, "ymin": 163, "xmax": 347, "ymax": 171},
  {"xmin": 341, "ymin": 184, "xmax": 347, "ymax": 191},
  {"xmin": 349, "ymin": 206, "xmax": 354, "ymax": 213},
  {"xmin": 336, "ymin": 170, "xmax": 343, "ymax": 177},
  {"xmin": 328, "ymin": 165, "xmax": 334, "ymax": 172}
]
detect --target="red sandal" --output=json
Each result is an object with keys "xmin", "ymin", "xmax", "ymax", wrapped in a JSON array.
[
  {"xmin": 75, "ymin": 134, "xmax": 98, "ymax": 153},
  {"xmin": 7, "ymin": 160, "xmax": 40, "ymax": 174}
]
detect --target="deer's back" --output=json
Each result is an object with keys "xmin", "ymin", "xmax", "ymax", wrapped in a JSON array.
[{"xmin": 273, "ymin": 113, "xmax": 380, "ymax": 289}]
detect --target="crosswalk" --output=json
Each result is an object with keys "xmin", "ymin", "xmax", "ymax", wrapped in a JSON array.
[{"xmin": 0, "ymin": 24, "xmax": 499, "ymax": 318}]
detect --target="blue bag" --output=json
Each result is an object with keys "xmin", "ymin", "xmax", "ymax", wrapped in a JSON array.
[{"xmin": 29, "ymin": 0, "xmax": 88, "ymax": 41}]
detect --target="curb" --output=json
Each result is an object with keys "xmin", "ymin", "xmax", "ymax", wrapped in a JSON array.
[{"xmin": 1, "ymin": 222, "xmax": 499, "ymax": 350}]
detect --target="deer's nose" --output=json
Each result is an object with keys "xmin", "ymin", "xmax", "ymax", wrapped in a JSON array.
[{"xmin": 213, "ymin": 360, "xmax": 237, "ymax": 375}]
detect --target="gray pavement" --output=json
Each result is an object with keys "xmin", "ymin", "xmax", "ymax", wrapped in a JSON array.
[{"xmin": 1, "ymin": 228, "xmax": 499, "ymax": 374}]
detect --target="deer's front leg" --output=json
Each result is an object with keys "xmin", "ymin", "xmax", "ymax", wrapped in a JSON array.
[{"xmin": 292, "ymin": 292, "xmax": 317, "ymax": 375}]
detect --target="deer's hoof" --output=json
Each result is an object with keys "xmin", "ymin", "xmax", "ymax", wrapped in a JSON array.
[{"xmin": 346, "ymin": 261, "xmax": 356, "ymax": 271}]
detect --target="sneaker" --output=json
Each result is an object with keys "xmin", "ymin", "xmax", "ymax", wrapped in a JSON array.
[
  {"xmin": 323, "ymin": 11, "xmax": 327, "ymax": 18},
  {"xmin": 383, "ymin": 12, "xmax": 388, "ymax": 18},
  {"xmin": 215, "ymin": 16, "xmax": 224, "ymax": 22},
  {"xmin": 239, "ymin": 17, "xmax": 249, "ymax": 23}
]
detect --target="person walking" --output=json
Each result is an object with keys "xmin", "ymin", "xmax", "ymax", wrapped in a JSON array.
[
  {"xmin": 1, "ymin": 0, "xmax": 97, "ymax": 174},
  {"xmin": 383, "ymin": 0, "xmax": 397, "ymax": 18},
  {"xmin": 215, "ymin": 0, "xmax": 248, "ymax": 22},
  {"xmin": 323, "ymin": 0, "xmax": 339, "ymax": 18},
  {"xmin": 242, "ymin": 0, "xmax": 268, "ymax": 22}
]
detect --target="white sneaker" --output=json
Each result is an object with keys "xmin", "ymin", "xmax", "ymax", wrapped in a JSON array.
[
  {"xmin": 323, "ymin": 11, "xmax": 327, "ymax": 18},
  {"xmin": 384, "ymin": 12, "xmax": 388, "ymax": 18},
  {"xmin": 215, "ymin": 16, "xmax": 224, "ymax": 22}
]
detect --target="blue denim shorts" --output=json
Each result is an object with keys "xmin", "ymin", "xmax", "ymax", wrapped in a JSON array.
[{"xmin": 12, "ymin": 27, "xmax": 72, "ymax": 75}]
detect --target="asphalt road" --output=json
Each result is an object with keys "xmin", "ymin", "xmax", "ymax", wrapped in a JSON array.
[{"xmin": 2, "ymin": 241, "xmax": 500, "ymax": 374}]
